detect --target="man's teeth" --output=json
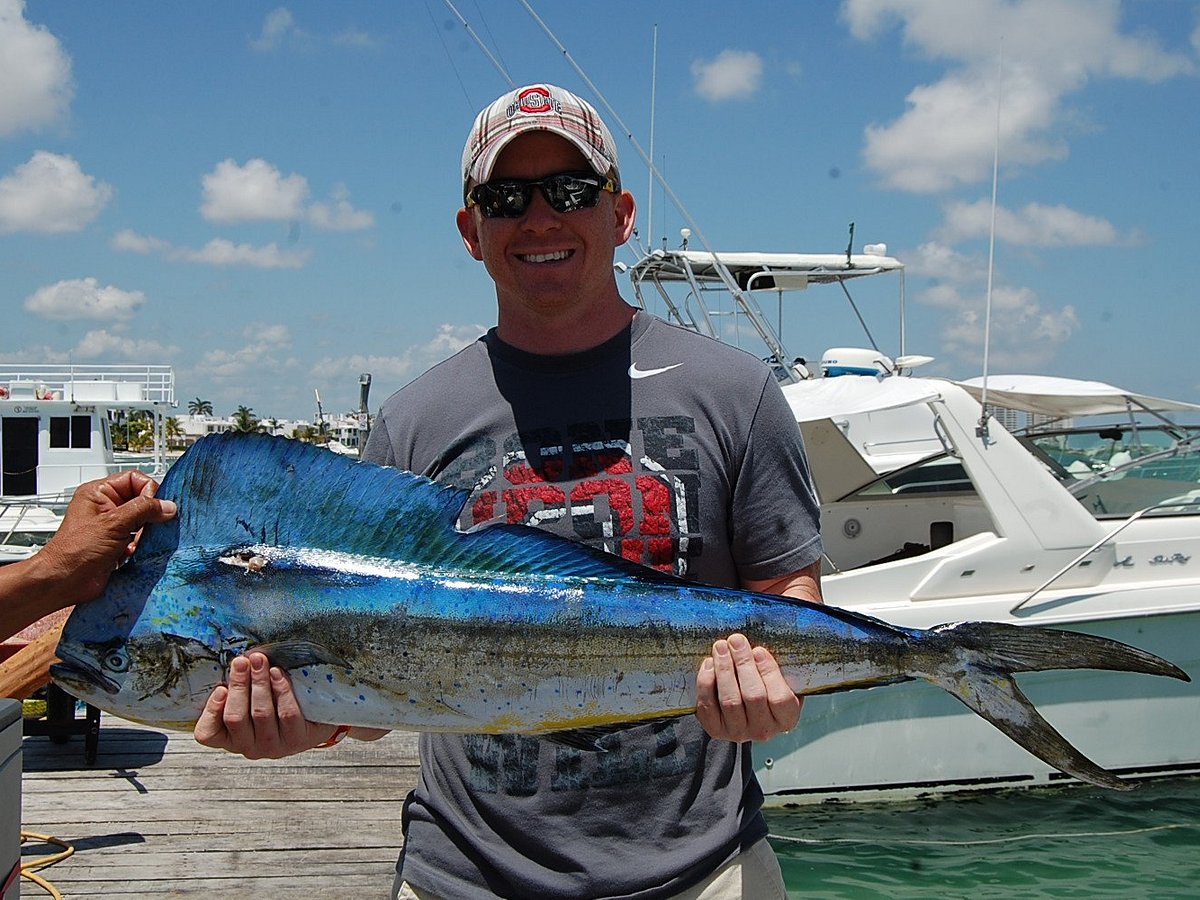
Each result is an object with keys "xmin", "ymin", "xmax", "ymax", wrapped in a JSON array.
[{"xmin": 522, "ymin": 250, "xmax": 571, "ymax": 263}]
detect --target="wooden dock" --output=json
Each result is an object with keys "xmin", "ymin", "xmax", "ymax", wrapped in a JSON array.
[{"xmin": 19, "ymin": 718, "xmax": 420, "ymax": 897}]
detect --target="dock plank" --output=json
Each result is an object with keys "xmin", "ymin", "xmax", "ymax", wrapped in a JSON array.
[{"xmin": 20, "ymin": 718, "xmax": 419, "ymax": 896}]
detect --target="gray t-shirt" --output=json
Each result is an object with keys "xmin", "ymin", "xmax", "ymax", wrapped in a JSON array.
[{"xmin": 363, "ymin": 310, "xmax": 821, "ymax": 899}]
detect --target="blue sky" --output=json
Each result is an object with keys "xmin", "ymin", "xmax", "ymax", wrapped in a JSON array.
[{"xmin": 3, "ymin": 0, "xmax": 1199, "ymax": 420}]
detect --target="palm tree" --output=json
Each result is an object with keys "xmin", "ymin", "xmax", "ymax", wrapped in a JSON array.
[
  {"xmin": 188, "ymin": 397, "xmax": 214, "ymax": 416},
  {"xmin": 232, "ymin": 405, "xmax": 260, "ymax": 433},
  {"xmin": 165, "ymin": 416, "xmax": 185, "ymax": 450}
]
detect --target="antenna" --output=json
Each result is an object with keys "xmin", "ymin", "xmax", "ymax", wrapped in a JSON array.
[
  {"xmin": 647, "ymin": 24, "xmax": 658, "ymax": 248},
  {"xmin": 977, "ymin": 41, "xmax": 1003, "ymax": 441}
]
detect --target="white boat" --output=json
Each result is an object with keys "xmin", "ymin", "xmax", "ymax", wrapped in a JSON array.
[
  {"xmin": 628, "ymin": 247, "xmax": 1200, "ymax": 801},
  {"xmin": 0, "ymin": 365, "xmax": 175, "ymax": 561}
]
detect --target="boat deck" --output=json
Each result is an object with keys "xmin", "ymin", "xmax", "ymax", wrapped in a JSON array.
[{"xmin": 20, "ymin": 718, "xmax": 420, "ymax": 897}]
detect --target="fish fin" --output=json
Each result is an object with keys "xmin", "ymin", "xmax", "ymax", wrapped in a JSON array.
[
  {"xmin": 543, "ymin": 716, "xmax": 687, "ymax": 752},
  {"xmin": 253, "ymin": 641, "xmax": 350, "ymax": 672},
  {"xmin": 940, "ymin": 668, "xmax": 1130, "ymax": 790},
  {"xmin": 146, "ymin": 432, "xmax": 693, "ymax": 586},
  {"xmin": 924, "ymin": 621, "xmax": 1189, "ymax": 790}
]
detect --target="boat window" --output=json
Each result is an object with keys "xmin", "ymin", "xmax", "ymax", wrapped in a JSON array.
[
  {"xmin": 48, "ymin": 415, "xmax": 93, "ymax": 449},
  {"xmin": 841, "ymin": 454, "xmax": 975, "ymax": 500},
  {"xmin": 1056, "ymin": 429, "xmax": 1200, "ymax": 519}
]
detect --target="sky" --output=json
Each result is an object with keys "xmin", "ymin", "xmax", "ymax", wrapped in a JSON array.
[{"xmin": 3, "ymin": 0, "xmax": 1199, "ymax": 421}]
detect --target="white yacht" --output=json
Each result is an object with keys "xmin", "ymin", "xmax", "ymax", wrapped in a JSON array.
[
  {"xmin": 0, "ymin": 365, "xmax": 175, "ymax": 561},
  {"xmin": 628, "ymin": 248, "xmax": 1200, "ymax": 800}
]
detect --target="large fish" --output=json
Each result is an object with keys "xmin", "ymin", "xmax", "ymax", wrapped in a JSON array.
[{"xmin": 53, "ymin": 433, "xmax": 1187, "ymax": 789}]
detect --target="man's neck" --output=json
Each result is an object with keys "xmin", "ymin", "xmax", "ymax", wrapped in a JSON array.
[{"xmin": 496, "ymin": 299, "xmax": 636, "ymax": 356}]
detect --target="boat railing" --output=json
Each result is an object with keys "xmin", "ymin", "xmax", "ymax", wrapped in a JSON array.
[
  {"xmin": 0, "ymin": 364, "xmax": 174, "ymax": 405},
  {"xmin": 1011, "ymin": 495, "xmax": 1200, "ymax": 614},
  {"xmin": 0, "ymin": 494, "xmax": 68, "ymax": 546}
]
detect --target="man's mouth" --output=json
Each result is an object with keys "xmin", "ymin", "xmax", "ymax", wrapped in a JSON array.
[{"xmin": 519, "ymin": 250, "xmax": 572, "ymax": 264}]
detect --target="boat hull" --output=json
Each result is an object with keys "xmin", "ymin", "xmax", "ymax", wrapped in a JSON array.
[{"xmin": 754, "ymin": 609, "xmax": 1200, "ymax": 803}]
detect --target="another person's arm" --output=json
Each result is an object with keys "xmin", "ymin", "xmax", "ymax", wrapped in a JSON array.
[
  {"xmin": 694, "ymin": 559, "xmax": 822, "ymax": 743},
  {"xmin": 0, "ymin": 470, "xmax": 177, "ymax": 640}
]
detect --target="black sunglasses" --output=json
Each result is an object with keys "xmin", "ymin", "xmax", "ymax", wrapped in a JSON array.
[{"xmin": 466, "ymin": 171, "xmax": 617, "ymax": 219}]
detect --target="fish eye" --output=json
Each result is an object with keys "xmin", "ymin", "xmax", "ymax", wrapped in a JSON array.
[{"xmin": 103, "ymin": 650, "xmax": 130, "ymax": 673}]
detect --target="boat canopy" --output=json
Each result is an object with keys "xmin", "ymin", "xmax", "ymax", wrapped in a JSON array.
[
  {"xmin": 957, "ymin": 375, "xmax": 1200, "ymax": 418},
  {"xmin": 630, "ymin": 249, "xmax": 904, "ymax": 288},
  {"xmin": 780, "ymin": 375, "xmax": 942, "ymax": 423}
]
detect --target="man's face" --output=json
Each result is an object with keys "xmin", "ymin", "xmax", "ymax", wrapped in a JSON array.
[{"xmin": 457, "ymin": 131, "xmax": 635, "ymax": 325}]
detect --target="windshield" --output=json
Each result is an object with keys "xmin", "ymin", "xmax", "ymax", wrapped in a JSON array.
[{"xmin": 1022, "ymin": 425, "xmax": 1200, "ymax": 519}]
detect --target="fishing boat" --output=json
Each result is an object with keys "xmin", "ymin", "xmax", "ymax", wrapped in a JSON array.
[
  {"xmin": 0, "ymin": 365, "xmax": 175, "ymax": 561},
  {"xmin": 628, "ymin": 248, "xmax": 1200, "ymax": 801}
]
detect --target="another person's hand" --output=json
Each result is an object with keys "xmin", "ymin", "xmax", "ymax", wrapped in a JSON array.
[
  {"xmin": 694, "ymin": 633, "xmax": 801, "ymax": 743},
  {"xmin": 34, "ymin": 469, "xmax": 177, "ymax": 604},
  {"xmin": 193, "ymin": 652, "xmax": 387, "ymax": 759}
]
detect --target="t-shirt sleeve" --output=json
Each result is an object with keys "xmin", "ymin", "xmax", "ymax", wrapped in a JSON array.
[{"xmin": 729, "ymin": 373, "xmax": 823, "ymax": 583}]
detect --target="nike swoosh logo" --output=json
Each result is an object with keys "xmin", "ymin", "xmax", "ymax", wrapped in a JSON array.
[{"xmin": 628, "ymin": 362, "xmax": 683, "ymax": 380}]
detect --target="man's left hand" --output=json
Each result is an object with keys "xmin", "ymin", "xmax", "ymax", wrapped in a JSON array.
[{"xmin": 694, "ymin": 633, "xmax": 801, "ymax": 742}]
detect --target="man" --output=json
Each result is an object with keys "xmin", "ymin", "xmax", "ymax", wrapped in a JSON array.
[
  {"xmin": 196, "ymin": 83, "xmax": 822, "ymax": 898},
  {"xmin": 0, "ymin": 471, "xmax": 177, "ymax": 640}
]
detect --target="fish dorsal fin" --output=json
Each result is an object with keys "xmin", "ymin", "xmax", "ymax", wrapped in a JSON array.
[{"xmin": 140, "ymin": 433, "xmax": 687, "ymax": 586}]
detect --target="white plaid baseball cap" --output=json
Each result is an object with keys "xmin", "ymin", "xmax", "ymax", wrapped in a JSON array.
[{"xmin": 462, "ymin": 84, "xmax": 620, "ymax": 198}]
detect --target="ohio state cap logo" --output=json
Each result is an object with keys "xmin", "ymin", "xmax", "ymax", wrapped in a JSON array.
[{"xmin": 507, "ymin": 86, "xmax": 561, "ymax": 118}]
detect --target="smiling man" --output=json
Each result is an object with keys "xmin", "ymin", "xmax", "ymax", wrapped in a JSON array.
[{"xmin": 196, "ymin": 83, "xmax": 823, "ymax": 899}]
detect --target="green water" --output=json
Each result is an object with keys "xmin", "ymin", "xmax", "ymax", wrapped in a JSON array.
[{"xmin": 766, "ymin": 777, "xmax": 1200, "ymax": 898}]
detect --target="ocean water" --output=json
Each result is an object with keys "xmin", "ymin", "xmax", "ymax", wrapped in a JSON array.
[{"xmin": 765, "ymin": 776, "xmax": 1200, "ymax": 898}]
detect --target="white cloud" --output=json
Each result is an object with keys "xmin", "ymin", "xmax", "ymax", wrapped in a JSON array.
[
  {"xmin": 72, "ymin": 328, "xmax": 178, "ymax": 361},
  {"xmin": 200, "ymin": 160, "xmax": 371, "ymax": 230},
  {"xmin": 937, "ymin": 199, "xmax": 1130, "ymax": 246},
  {"xmin": 111, "ymin": 228, "xmax": 171, "ymax": 254},
  {"xmin": 112, "ymin": 229, "xmax": 311, "ymax": 269},
  {"xmin": 307, "ymin": 193, "xmax": 375, "ymax": 231},
  {"xmin": 310, "ymin": 323, "xmax": 483, "ymax": 383},
  {"xmin": 201, "ymin": 158, "xmax": 309, "ymax": 223},
  {"xmin": 904, "ymin": 240, "xmax": 1080, "ymax": 369},
  {"xmin": 174, "ymin": 238, "xmax": 310, "ymax": 269},
  {"xmin": 0, "ymin": 152, "xmax": 113, "ymax": 234},
  {"xmin": 250, "ymin": 7, "xmax": 299, "ymax": 52},
  {"xmin": 243, "ymin": 322, "xmax": 291, "ymax": 345},
  {"xmin": 333, "ymin": 28, "xmax": 376, "ymax": 48},
  {"xmin": 691, "ymin": 50, "xmax": 764, "ymax": 102},
  {"xmin": 23, "ymin": 278, "xmax": 145, "ymax": 321},
  {"xmin": 0, "ymin": 0, "xmax": 73, "ymax": 137},
  {"xmin": 844, "ymin": 0, "xmax": 1196, "ymax": 192}
]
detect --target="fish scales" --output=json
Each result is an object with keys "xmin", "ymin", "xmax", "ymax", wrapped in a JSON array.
[{"xmin": 52, "ymin": 433, "xmax": 1190, "ymax": 788}]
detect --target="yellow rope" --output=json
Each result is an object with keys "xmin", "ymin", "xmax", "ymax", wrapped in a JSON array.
[{"xmin": 18, "ymin": 830, "xmax": 74, "ymax": 899}]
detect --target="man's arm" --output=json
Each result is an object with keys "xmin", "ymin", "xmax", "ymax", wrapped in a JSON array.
[{"xmin": 694, "ymin": 559, "xmax": 822, "ymax": 743}]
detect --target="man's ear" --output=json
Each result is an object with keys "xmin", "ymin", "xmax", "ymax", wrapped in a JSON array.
[
  {"xmin": 613, "ymin": 190, "xmax": 636, "ymax": 247},
  {"xmin": 456, "ymin": 207, "xmax": 483, "ymax": 261}
]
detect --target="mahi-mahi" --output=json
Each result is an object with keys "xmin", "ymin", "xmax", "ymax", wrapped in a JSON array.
[{"xmin": 52, "ymin": 432, "xmax": 1189, "ymax": 789}]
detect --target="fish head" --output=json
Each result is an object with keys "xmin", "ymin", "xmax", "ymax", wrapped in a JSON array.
[{"xmin": 51, "ymin": 549, "xmax": 253, "ymax": 729}]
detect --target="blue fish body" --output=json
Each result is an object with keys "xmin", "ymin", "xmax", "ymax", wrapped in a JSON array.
[{"xmin": 52, "ymin": 433, "xmax": 1188, "ymax": 787}]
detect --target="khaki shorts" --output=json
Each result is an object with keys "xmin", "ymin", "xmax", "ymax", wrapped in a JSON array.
[{"xmin": 393, "ymin": 836, "xmax": 786, "ymax": 899}]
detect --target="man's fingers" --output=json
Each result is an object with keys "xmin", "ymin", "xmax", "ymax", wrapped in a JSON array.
[
  {"xmin": 753, "ymin": 646, "xmax": 801, "ymax": 734},
  {"xmin": 193, "ymin": 685, "xmax": 230, "ymax": 749},
  {"xmin": 712, "ymin": 638, "xmax": 748, "ymax": 738}
]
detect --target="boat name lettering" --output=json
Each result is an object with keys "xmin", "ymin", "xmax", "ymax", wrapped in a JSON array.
[
  {"xmin": 74, "ymin": 405, "xmax": 96, "ymax": 413},
  {"xmin": 1148, "ymin": 553, "xmax": 1190, "ymax": 566},
  {"xmin": 1113, "ymin": 556, "xmax": 1135, "ymax": 568},
  {"xmin": 12, "ymin": 405, "xmax": 37, "ymax": 414}
]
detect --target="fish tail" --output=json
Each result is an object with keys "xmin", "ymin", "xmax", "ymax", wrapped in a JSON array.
[{"xmin": 923, "ymin": 621, "xmax": 1190, "ymax": 790}]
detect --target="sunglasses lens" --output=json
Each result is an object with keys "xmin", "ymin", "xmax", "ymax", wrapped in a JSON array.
[
  {"xmin": 542, "ymin": 175, "xmax": 600, "ymax": 213},
  {"xmin": 472, "ymin": 183, "xmax": 531, "ymax": 218}
]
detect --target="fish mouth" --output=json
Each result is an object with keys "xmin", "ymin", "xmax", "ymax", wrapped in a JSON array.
[{"xmin": 50, "ymin": 654, "xmax": 120, "ymax": 696}]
